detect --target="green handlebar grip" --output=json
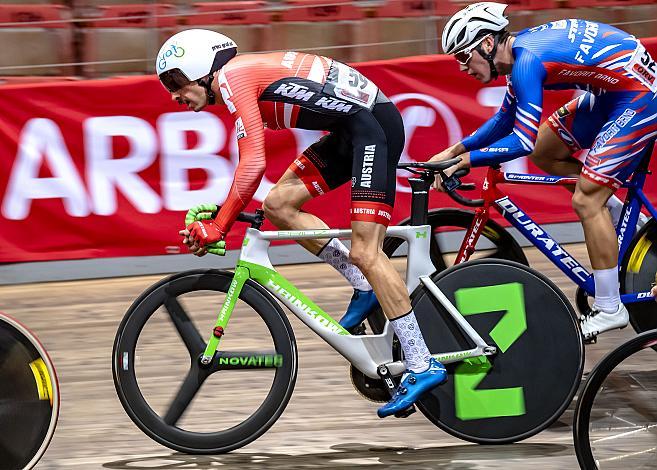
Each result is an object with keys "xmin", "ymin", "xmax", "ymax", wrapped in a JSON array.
[
  {"xmin": 184, "ymin": 204, "xmax": 226, "ymax": 256},
  {"xmin": 184, "ymin": 203, "xmax": 219, "ymax": 227},
  {"xmin": 206, "ymin": 241, "xmax": 227, "ymax": 256}
]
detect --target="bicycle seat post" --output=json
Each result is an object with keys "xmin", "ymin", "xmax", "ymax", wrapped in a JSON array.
[{"xmin": 408, "ymin": 174, "xmax": 433, "ymax": 227}]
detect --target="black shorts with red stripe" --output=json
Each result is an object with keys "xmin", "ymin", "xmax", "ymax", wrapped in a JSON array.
[{"xmin": 288, "ymin": 99, "xmax": 404, "ymax": 226}]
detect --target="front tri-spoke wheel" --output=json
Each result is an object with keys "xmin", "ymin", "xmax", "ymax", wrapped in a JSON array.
[{"xmin": 113, "ymin": 269, "xmax": 297, "ymax": 454}]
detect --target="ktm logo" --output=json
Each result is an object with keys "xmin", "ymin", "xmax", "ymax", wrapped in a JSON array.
[{"xmin": 274, "ymin": 83, "xmax": 315, "ymax": 102}]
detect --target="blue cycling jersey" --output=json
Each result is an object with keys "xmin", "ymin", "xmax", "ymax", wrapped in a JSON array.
[{"xmin": 462, "ymin": 19, "xmax": 657, "ymax": 167}]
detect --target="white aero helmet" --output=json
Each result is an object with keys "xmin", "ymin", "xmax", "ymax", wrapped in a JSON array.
[
  {"xmin": 156, "ymin": 29, "xmax": 237, "ymax": 93},
  {"xmin": 442, "ymin": 2, "xmax": 509, "ymax": 55}
]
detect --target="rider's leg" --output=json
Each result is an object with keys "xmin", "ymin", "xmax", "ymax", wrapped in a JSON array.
[
  {"xmin": 349, "ymin": 220, "xmax": 446, "ymax": 417},
  {"xmin": 571, "ymin": 88, "xmax": 657, "ymax": 337},
  {"xmin": 573, "ymin": 176, "xmax": 629, "ymax": 338},
  {"xmin": 539, "ymin": 98, "xmax": 628, "ymax": 223},
  {"xmin": 572, "ymin": 177, "xmax": 618, "ymax": 287},
  {"xmin": 344, "ymin": 100, "xmax": 446, "ymax": 416},
  {"xmin": 349, "ymin": 222, "xmax": 412, "ymax": 321},
  {"xmin": 263, "ymin": 169, "xmax": 327, "ymax": 253},
  {"xmin": 529, "ymin": 123, "xmax": 582, "ymax": 181},
  {"xmin": 263, "ymin": 137, "xmax": 380, "ymax": 330},
  {"xmin": 263, "ymin": 169, "xmax": 371, "ymax": 292}
]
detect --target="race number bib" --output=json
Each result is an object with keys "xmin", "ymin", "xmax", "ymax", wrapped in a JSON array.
[
  {"xmin": 625, "ymin": 43, "xmax": 657, "ymax": 93},
  {"xmin": 324, "ymin": 61, "xmax": 379, "ymax": 109}
]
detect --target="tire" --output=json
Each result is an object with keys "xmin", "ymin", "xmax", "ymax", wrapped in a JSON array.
[
  {"xmin": 620, "ymin": 218, "xmax": 657, "ymax": 335},
  {"xmin": 113, "ymin": 269, "xmax": 297, "ymax": 454},
  {"xmin": 369, "ymin": 209, "xmax": 529, "ymax": 334},
  {"xmin": 413, "ymin": 259, "xmax": 584, "ymax": 444},
  {"xmin": 573, "ymin": 329, "xmax": 657, "ymax": 469},
  {"xmin": 0, "ymin": 313, "xmax": 59, "ymax": 470}
]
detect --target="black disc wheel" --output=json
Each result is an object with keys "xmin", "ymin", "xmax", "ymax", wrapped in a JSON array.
[
  {"xmin": 412, "ymin": 259, "xmax": 583, "ymax": 443},
  {"xmin": 113, "ymin": 269, "xmax": 297, "ymax": 454},
  {"xmin": 0, "ymin": 313, "xmax": 59, "ymax": 470},
  {"xmin": 574, "ymin": 329, "xmax": 657, "ymax": 469},
  {"xmin": 621, "ymin": 219, "xmax": 657, "ymax": 336}
]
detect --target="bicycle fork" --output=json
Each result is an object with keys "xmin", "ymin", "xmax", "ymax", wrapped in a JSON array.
[{"xmin": 200, "ymin": 266, "xmax": 250, "ymax": 365}]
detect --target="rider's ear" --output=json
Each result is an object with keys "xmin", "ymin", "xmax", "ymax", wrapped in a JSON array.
[{"xmin": 482, "ymin": 35, "xmax": 495, "ymax": 55}]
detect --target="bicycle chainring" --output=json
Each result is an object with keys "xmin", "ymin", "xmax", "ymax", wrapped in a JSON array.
[{"xmin": 349, "ymin": 365, "xmax": 391, "ymax": 403}]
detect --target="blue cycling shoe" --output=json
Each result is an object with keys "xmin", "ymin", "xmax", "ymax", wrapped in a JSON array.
[
  {"xmin": 339, "ymin": 289, "xmax": 380, "ymax": 331},
  {"xmin": 377, "ymin": 358, "xmax": 447, "ymax": 418}
]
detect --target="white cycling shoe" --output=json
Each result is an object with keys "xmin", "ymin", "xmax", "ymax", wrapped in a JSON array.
[{"xmin": 580, "ymin": 303, "xmax": 629, "ymax": 341}]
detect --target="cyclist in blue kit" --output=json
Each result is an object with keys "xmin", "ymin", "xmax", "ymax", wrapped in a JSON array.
[{"xmin": 432, "ymin": 2, "xmax": 657, "ymax": 341}]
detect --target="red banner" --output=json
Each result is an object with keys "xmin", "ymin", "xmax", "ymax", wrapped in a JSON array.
[{"xmin": 2, "ymin": 40, "xmax": 657, "ymax": 263}]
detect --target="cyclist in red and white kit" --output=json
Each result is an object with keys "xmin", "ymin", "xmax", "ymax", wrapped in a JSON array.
[{"xmin": 156, "ymin": 29, "xmax": 446, "ymax": 417}]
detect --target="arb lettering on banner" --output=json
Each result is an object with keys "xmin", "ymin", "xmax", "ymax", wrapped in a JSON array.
[
  {"xmin": 3, "ymin": 118, "xmax": 90, "ymax": 220},
  {"xmin": 3, "ymin": 112, "xmax": 243, "ymax": 220}
]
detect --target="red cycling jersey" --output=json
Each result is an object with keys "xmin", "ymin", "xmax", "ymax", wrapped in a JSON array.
[{"xmin": 212, "ymin": 51, "xmax": 382, "ymax": 236}]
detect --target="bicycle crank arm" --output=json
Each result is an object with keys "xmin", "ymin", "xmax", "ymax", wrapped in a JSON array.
[{"xmin": 383, "ymin": 345, "xmax": 496, "ymax": 377}]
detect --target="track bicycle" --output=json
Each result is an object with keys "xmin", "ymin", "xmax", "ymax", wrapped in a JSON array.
[
  {"xmin": 573, "ymin": 327, "xmax": 657, "ymax": 469},
  {"xmin": 0, "ymin": 312, "xmax": 59, "ymax": 469},
  {"xmin": 113, "ymin": 158, "xmax": 583, "ymax": 453},
  {"xmin": 382, "ymin": 141, "xmax": 657, "ymax": 336}
]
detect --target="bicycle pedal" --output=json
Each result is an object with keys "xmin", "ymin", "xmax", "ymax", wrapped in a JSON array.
[{"xmin": 394, "ymin": 405, "xmax": 416, "ymax": 418}]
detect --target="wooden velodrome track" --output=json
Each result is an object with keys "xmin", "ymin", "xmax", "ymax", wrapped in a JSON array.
[{"xmin": 2, "ymin": 243, "xmax": 646, "ymax": 469}]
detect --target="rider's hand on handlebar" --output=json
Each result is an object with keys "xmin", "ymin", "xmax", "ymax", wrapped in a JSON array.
[
  {"xmin": 181, "ymin": 219, "xmax": 225, "ymax": 257},
  {"xmin": 428, "ymin": 151, "xmax": 472, "ymax": 191},
  {"xmin": 179, "ymin": 229, "xmax": 208, "ymax": 257}
]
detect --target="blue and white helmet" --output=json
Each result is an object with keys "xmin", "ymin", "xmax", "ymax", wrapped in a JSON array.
[{"xmin": 442, "ymin": 2, "xmax": 509, "ymax": 54}]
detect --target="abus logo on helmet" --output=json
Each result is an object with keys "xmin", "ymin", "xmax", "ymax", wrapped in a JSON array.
[{"xmin": 158, "ymin": 45, "xmax": 185, "ymax": 70}]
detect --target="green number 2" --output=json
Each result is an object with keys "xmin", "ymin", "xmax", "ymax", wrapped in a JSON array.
[{"xmin": 453, "ymin": 283, "xmax": 527, "ymax": 420}]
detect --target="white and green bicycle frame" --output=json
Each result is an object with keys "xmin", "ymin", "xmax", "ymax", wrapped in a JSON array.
[{"xmin": 201, "ymin": 224, "xmax": 497, "ymax": 379}]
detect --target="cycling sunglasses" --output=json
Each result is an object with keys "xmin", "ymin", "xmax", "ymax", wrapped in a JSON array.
[
  {"xmin": 454, "ymin": 35, "xmax": 490, "ymax": 66},
  {"xmin": 159, "ymin": 68, "xmax": 191, "ymax": 93}
]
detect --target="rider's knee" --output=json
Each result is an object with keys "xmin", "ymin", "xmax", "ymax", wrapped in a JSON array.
[
  {"xmin": 348, "ymin": 244, "xmax": 378, "ymax": 273},
  {"xmin": 571, "ymin": 190, "xmax": 597, "ymax": 220},
  {"xmin": 262, "ymin": 188, "xmax": 292, "ymax": 224}
]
